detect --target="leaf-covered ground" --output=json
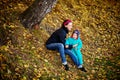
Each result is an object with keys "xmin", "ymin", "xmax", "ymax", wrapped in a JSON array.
[{"xmin": 0, "ymin": 0, "xmax": 120, "ymax": 80}]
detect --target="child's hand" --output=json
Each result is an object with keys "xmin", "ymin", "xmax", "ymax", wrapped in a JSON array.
[{"xmin": 73, "ymin": 44, "xmax": 78, "ymax": 48}]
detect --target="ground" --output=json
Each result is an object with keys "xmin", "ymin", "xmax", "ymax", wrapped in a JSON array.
[{"xmin": 0, "ymin": 0, "xmax": 120, "ymax": 80}]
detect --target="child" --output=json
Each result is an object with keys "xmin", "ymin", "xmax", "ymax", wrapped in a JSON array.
[{"xmin": 65, "ymin": 30, "xmax": 87, "ymax": 72}]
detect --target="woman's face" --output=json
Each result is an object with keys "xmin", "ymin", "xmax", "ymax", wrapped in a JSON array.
[
  {"xmin": 72, "ymin": 33, "xmax": 78, "ymax": 39},
  {"xmin": 65, "ymin": 22, "xmax": 72, "ymax": 31}
]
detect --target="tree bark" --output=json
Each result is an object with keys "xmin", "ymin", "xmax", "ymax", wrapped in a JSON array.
[{"xmin": 19, "ymin": 0, "xmax": 57, "ymax": 29}]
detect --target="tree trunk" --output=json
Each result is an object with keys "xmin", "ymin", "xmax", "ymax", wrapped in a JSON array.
[{"xmin": 19, "ymin": 0, "xmax": 57, "ymax": 29}]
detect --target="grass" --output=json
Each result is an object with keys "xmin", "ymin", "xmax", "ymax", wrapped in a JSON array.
[{"xmin": 0, "ymin": 0, "xmax": 120, "ymax": 80}]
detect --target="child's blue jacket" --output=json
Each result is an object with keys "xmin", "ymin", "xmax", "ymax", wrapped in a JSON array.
[{"xmin": 65, "ymin": 37, "xmax": 82, "ymax": 54}]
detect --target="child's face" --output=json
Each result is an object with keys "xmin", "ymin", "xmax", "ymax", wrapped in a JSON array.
[{"xmin": 72, "ymin": 33, "xmax": 78, "ymax": 39}]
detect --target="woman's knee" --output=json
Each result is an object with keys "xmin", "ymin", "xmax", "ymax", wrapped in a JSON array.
[{"xmin": 58, "ymin": 43, "xmax": 64, "ymax": 49}]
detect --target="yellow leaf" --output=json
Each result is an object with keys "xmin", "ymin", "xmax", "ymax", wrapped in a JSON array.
[
  {"xmin": 0, "ymin": 45, "xmax": 9, "ymax": 51},
  {"xmin": 38, "ymin": 48, "xmax": 43, "ymax": 51},
  {"xmin": 91, "ymin": 70, "xmax": 95, "ymax": 73},
  {"xmin": 32, "ymin": 46, "xmax": 35, "ymax": 49},
  {"xmin": 36, "ymin": 73, "xmax": 41, "ymax": 78},
  {"xmin": 24, "ymin": 64, "xmax": 29, "ymax": 68},
  {"xmin": 34, "ymin": 68, "xmax": 38, "ymax": 73},
  {"xmin": 44, "ymin": 59, "xmax": 48, "ymax": 62},
  {"xmin": 60, "ymin": 77, "xmax": 65, "ymax": 80},
  {"xmin": 117, "ymin": 61, "xmax": 120, "ymax": 65},
  {"xmin": 22, "ymin": 76, "xmax": 27, "ymax": 80},
  {"xmin": 1, "ymin": 64, "xmax": 7, "ymax": 70},
  {"xmin": 15, "ymin": 68, "xmax": 19, "ymax": 72},
  {"xmin": 52, "ymin": 78, "xmax": 56, "ymax": 80}
]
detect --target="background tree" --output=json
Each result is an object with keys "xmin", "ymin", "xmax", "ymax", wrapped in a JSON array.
[{"xmin": 19, "ymin": 0, "xmax": 57, "ymax": 29}]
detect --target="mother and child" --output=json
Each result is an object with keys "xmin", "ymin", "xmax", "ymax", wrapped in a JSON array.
[{"xmin": 45, "ymin": 19, "xmax": 87, "ymax": 72}]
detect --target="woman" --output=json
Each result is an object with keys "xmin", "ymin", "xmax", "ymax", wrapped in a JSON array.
[
  {"xmin": 65, "ymin": 30, "xmax": 87, "ymax": 72},
  {"xmin": 46, "ymin": 19, "xmax": 76, "ymax": 71}
]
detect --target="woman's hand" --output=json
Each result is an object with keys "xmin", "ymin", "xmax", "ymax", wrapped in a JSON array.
[
  {"xmin": 65, "ymin": 45, "xmax": 69, "ymax": 48},
  {"xmin": 65, "ymin": 45, "xmax": 73, "ymax": 49}
]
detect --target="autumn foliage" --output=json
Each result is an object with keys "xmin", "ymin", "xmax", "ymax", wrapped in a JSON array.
[{"xmin": 0, "ymin": 0, "xmax": 120, "ymax": 80}]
